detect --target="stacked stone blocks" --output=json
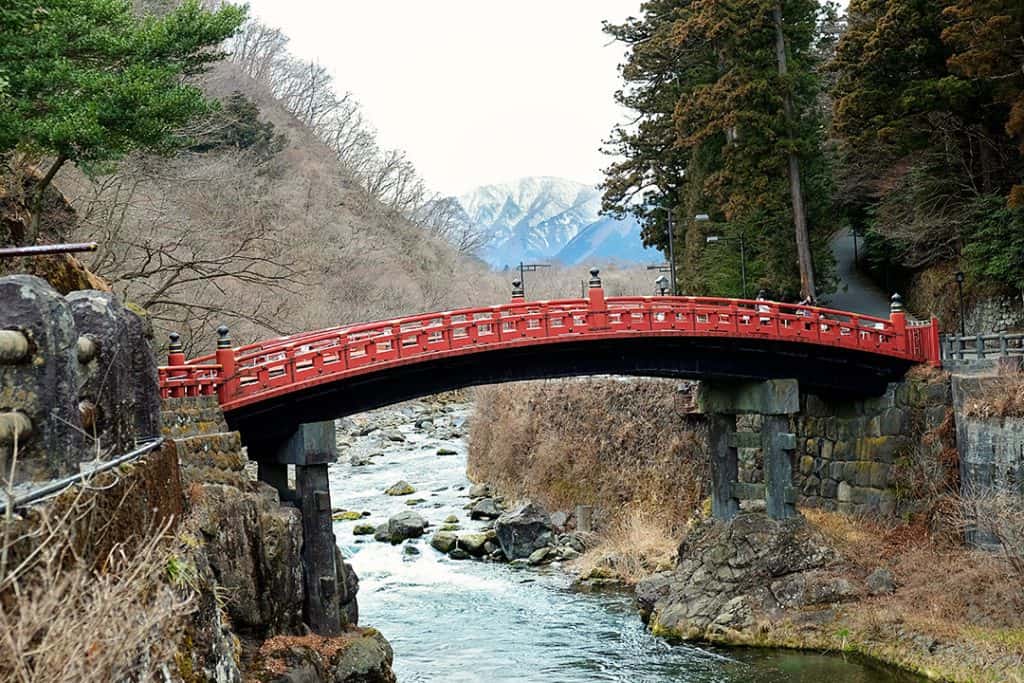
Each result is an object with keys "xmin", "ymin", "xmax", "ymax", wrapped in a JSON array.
[{"xmin": 794, "ymin": 372, "xmax": 951, "ymax": 515}]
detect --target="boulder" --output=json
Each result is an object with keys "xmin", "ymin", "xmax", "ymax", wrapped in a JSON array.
[
  {"xmin": 468, "ymin": 482, "xmax": 492, "ymax": 499},
  {"xmin": 528, "ymin": 547, "xmax": 552, "ymax": 565},
  {"xmin": 387, "ymin": 511, "xmax": 427, "ymax": 543},
  {"xmin": 457, "ymin": 532, "xmax": 489, "ymax": 557},
  {"xmin": 430, "ymin": 531, "xmax": 458, "ymax": 554},
  {"xmin": 353, "ymin": 524, "xmax": 376, "ymax": 536},
  {"xmin": 550, "ymin": 511, "xmax": 569, "ymax": 532},
  {"xmin": 866, "ymin": 567, "xmax": 895, "ymax": 595},
  {"xmin": 443, "ymin": 514, "xmax": 459, "ymax": 524},
  {"xmin": 495, "ymin": 501, "xmax": 554, "ymax": 560},
  {"xmin": 436, "ymin": 447, "xmax": 457, "ymax": 456},
  {"xmin": 382, "ymin": 429, "xmax": 405, "ymax": 443},
  {"xmin": 470, "ymin": 497, "xmax": 502, "ymax": 520},
  {"xmin": 449, "ymin": 548, "xmax": 470, "ymax": 560},
  {"xmin": 384, "ymin": 480, "xmax": 415, "ymax": 496},
  {"xmin": 373, "ymin": 524, "xmax": 391, "ymax": 543}
]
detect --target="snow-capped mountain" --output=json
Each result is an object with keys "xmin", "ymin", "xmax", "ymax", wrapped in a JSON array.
[{"xmin": 456, "ymin": 176, "xmax": 658, "ymax": 268}]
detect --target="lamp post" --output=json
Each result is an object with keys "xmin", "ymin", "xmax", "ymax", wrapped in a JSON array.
[
  {"xmin": 702, "ymin": 215, "xmax": 748, "ymax": 298},
  {"xmin": 517, "ymin": 262, "xmax": 551, "ymax": 298},
  {"xmin": 955, "ymin": 271, "xmax": 966, "ymax": 337},
  {"xmin": 655, "ymin": 274, "xmax": 669, "ymax": 296}
]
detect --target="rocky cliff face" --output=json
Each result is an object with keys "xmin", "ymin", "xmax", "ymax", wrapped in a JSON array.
[{"xmin": 164, "ymin": 397, "xmax": 393, "ymax": 683}]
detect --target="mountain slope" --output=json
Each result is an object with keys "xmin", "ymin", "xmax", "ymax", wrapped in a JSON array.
[
  {"xmin": 458, "ymin": 176, "xmax": 659, "ymax": 268},
  {"xmin": 554, "ymin": 213, "xmax": 657, "ymax": 266}
]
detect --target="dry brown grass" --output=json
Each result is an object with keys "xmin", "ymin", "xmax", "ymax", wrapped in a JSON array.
[
  {"xmin": 468, "ymin": 378, "xmax": 707, "ymax": 561},
  {"xmin": 0, "ymin": 514, "xmax": 190, "ymax": 683},
  {"xmin": 962, "ymin": 370, "xmax": 1024, "ymax": 418},
  {"xmin": 806, "ymin": 507, "xmax": 1024, "ymax": 636},
  {"xmin": 576, "ymin": 504, "xmax": 679, "ymax": 583}
]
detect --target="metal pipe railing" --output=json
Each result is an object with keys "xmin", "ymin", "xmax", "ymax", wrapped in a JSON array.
[{"xmin": 0, "ymin": 437, "xmax": 165, "ymax": 515}]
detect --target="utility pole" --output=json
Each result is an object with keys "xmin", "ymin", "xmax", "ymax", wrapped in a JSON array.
[
  {"xmin": 772, "ymin": 3, "xmax": 816, "ymax": 302},
  {"xmin": 517, "ymin": 262, "xmax": 551, "ymax": 298}
]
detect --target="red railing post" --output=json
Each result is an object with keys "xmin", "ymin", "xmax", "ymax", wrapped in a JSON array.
[
  {"xmin": 167, "ymin": 332, "xmax": 186, "ymax": 397},
  {"xmin": 927, "ymin": 315, "xmax": 943, "ymax": 367},
  {"xmin": 587, "ymin": 267, "xmax": 608, "ymax": 330},
  {"xmin": 888, "ymin": 294, "xmax": 908, "ymax": 356},
  {"xmin": 215, "ymin": 325, "xmax": 237, "ymax": 404}
]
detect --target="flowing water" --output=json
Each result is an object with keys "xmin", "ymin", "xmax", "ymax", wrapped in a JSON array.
[{"xmin": 329, "ymin": 399, "xmax": 920, "ymax": 683}]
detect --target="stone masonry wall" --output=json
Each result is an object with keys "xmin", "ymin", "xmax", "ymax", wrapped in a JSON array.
[{"xmin": 793, "ymin": 370, "xmax": 952, "ymax": 515}]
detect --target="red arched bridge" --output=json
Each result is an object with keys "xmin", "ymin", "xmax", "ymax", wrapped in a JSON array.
[{"xmin": 159, "ymin": 271, "xmax": 940, "ymax": 444}]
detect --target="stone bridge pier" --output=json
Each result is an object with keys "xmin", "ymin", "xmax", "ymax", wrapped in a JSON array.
[
  {"xmin": 248, "ymin": 421, "xmax": 343, "ymax": 636},
  {"xmin": 697, "ymin": 379, "xmax": 800, "ymax": 521}
]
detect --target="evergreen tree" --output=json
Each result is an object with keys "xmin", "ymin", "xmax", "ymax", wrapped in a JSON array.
[
  {"xmin": 942, "ymin": 0, "xmax": 1024, "ymax": 206},
  {"xmin": 0, "ymin": 0, "xmax": 245, "ymax": 243},
  {"xmin": 602, "ymin": 0, "xmax": 834, "ymax": 300},
  {"xmin": 831, "ymin": 0, "xmax": 1022, "ymax": 294}
]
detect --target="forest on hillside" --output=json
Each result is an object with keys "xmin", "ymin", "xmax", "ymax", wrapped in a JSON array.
[{"xmin": 602, "ymin": 0, "xmax": 1022, "ymax": 320}]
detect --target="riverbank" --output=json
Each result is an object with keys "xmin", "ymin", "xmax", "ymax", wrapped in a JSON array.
[
  {"xmin": 467, "ymin": 379, "xmax": 1024, "ymax": 683},
  {"xmin": 330, "ymin": 394, "xmax": 919, "ymax": 681}
]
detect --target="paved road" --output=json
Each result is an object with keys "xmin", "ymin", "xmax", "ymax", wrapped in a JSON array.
[{"xmin": 826, "ymin": 228, "xmax": 890, "ymax": 318}]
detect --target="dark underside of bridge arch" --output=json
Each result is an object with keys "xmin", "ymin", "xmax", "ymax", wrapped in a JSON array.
[{"xmin": 226, "ymin": 336, "xmax": 917, "ymax": 446}]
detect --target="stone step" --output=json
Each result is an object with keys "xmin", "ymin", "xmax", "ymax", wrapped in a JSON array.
[
  {"xmin": 173, "ymin": 432, "xmax": 245, "ymax": 471},
  {"xmin": 160, "ymin": 397, "xmax": 229, "ymax": 438}
]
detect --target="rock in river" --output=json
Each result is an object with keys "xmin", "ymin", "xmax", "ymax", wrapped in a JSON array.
[
  {"xmin": 384, "ymin": 480, "xmax": 416, "ymax": 496},
  {"xmin": 470, "ymin": 497, "xmax": 502, "ymax": 520},
  {"xmin": 431, "ymin": 531, "xmax": 458, "ymax": 554},
  {"xmin": 387, "ymin": 511, "xmax": 428, "ymax": 543},
  {"xmin": 457, "ymin": 532, "xmax": 489, "ymax": 557},
  {"xmin": 468, "ymin": 482, "xmax": 492, "ymax": 499},
  {"xmin": 494, "ymin": 501, "xmax": 554, "ymax": 560}
]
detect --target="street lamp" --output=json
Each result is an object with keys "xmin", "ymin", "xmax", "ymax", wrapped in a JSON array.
[
  {"xmin": 702, "ymin": 216, "xmax": 748, "ymax": 298},
  {"xmin": 655, "ymin": 274, "xmax": 669, "ymax": 296},
  {"xmin": 955, "ymin": 271, "xmax": 966, "ymax": 337},
  {"xmin": 517, "ymin": 262, "xmax": 551, "ymax": 298}
]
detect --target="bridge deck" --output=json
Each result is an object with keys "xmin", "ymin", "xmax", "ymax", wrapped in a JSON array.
[{"xmin": 159, "ymin": 291, "xmax": 941, "ymax": 428}]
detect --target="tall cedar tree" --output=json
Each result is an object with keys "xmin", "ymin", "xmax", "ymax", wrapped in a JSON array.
[
  {"xmin": 602, "ymin": 0, "xmax": 835, "ymax": 300},
  {"xmin": 0, "ymin": 0, "xmax": 245, "ymax": 244},
  {"xmin": 831, "ymin": 0, "xmax": 1023, "ymax": 292}
]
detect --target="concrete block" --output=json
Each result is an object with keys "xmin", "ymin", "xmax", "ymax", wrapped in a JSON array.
[
  {"xmin": 728, "ymin": 432, "xmax": 762, "ymax": 449},
  {"xmin": 880, "ymin": 408, "xmax": 905, "ymax": 436},
  {"xmin": 775, "ymin": 432, "xmax": 797, "ymax": 451},
  {"xmin": 821, "ymin": 440, "xmax": 834, "ymax": 460},
  {"xmin": 869, "ymin": 462, "xmax": 890, "ymax": 488},
  {"xmin": 697, "ymin": 379, "xmax": 799, "ymax": 415}
]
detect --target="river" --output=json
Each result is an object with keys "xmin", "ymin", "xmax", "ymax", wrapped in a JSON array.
[{"xmin": 329, "ymin": 398, "xmax": 919, "ymax": 683}]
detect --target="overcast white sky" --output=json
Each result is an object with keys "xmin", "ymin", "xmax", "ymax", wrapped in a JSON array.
[
  {"xmin": 243, "ymin": 1, "xmax": 848, "ymax": 197},
  {"xmin": 244, "ymin": 0, "xmax": 641, "ymax": 195}
]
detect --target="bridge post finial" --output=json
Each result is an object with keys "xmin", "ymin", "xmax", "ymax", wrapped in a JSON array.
[
  {"xmin": 166, "ymin": 332, "xmax": 187, "ymax": 397},
  {"xmin": 588, "ymin": 267, "xmax": 602, "ymax": 289},
  {"xmin": 890, "ymin": 293, "xmax": 904, "ymax": 314},
  {"xmin": 214, "ymin": 324, "xmax": 236, "ymax": 403},
  {"xmin": 511, "ymin": 279, "xmax": 524, "ymax": 300}
]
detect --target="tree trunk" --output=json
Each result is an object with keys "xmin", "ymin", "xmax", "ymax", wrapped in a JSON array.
[
  {"xmin": 773, "ymin": 4, "xmax": 816, "ymax": 301},
  {"xmin": 28, "ymin": 154, "xmax": 68, "ymax": 246}
]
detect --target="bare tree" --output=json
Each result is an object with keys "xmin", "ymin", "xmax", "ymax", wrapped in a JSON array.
[{"xmin": 69, "ymin": 152, "xmax": 304, "ymax": 353}]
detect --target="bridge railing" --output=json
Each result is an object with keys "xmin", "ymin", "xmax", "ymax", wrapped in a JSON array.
[
  {"xmin": 941, "ymin": 332, "xmax": 1024, "ymax": 364},
  {"xmin": 158, "ymin": 276, "xmax": 942, "ymax": 407}
]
